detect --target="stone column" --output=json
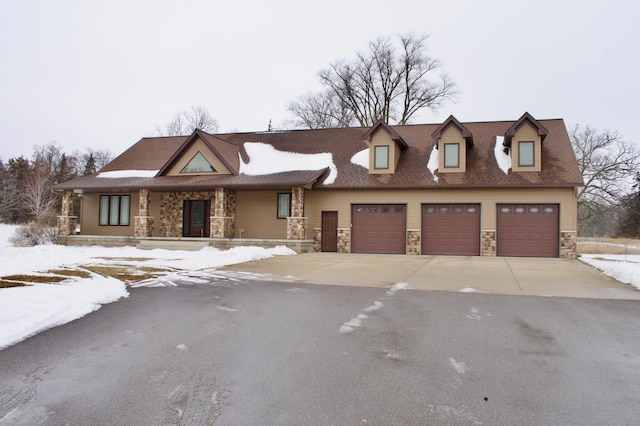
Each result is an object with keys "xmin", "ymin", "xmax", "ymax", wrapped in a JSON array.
[
  {"xmin": 287, "ymin": 186, "xmax": 307, "ymax": 240},
  {"xmin": 211, "ymin": 188, "xmax": 235, "ymax": 238},
  {"xmin": 406, "ymin": 230, "xmax": 421, "ymax": 255},
  {"xmin": 481, "ymin": 231, "xmax": 496, "ymax": 256},
  {"xmin": 560, "ymin": 231, "xmax": 577, "ymax": 259},
  {"xmin": 134, "ymin": 189, "xmax": 154, "ymax": 237},
  {"xmin": 57, "ymin": 190, "xmax": 77, "ymax": 236}
]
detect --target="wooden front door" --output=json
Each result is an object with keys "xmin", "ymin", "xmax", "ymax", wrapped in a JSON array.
[
  {"xmin": 183, "ymin": 200, "xmax": 211, "ymax": 237},
  {"xmin": 321, "ymin": 211, "xmax": 338, "ymax": 252}
]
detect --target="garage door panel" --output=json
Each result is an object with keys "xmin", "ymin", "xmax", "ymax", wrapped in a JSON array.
[
  {"xmin": 352, "ymin": 204, "xmax": 406, "ymax": 254},
  {"xmin": 422, "ymin": 204, "xmax": 480, "ymax": 256},
  {"xmin": 497, "ymin": 204, "xmax": 559, "ymax": 257}
]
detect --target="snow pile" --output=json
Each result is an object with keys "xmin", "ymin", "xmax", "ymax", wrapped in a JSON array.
[
  {"xmin": 0, "ymin": 224, "xmax": 296, "ymax": 350},
  {"xmin": 97, "ymin": 170, "xmax": 159, "ymax": 178},
  {"xmin": 350, "ymin": 148, "xmax": 369, "ymax": 169},
  {"xmin": 240, "ymin": 142, "xmax": 338, "ymax": 184},
  {"xmin": 427, "ymin": 146, "xmax": 439, "ymax": 182},
  {"xmin": 0, "ymin": 276, "xmax": 127, "ymax": 350},
  {"xmin": 580, "ymin": 255, "xmax": 640, "ymax": 290},
  {"xmin": 494, "ymin": 136, "xmax": 511, "ymax": 174}
]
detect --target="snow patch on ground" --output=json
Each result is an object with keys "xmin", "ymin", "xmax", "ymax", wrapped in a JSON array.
[
  {"xmin": 494, "ymin": 136, "xmax": 511, "ymax": 174},
  {"xmin": 340, "ymin": 283, "xmax": 407, "ymax": 334},
  {"xmin": 580, "ymin": 255, "xmax": 640, "ymax": 290},
  {"xmin": 427, "ymin": 146, "xmax": 438, "ymax": 182},
  {"xmin": 449, "ymin": 357, "xmax": 468, "ymax": 374},
  {"xmin": 0, "ymin": 275, "xmax": 127, "ymax": 350},
  {"xmin": 0, "ymin": 224, "xmax": 297, "ymax": 350},
  {"xmin": 239, "ymin": 142, "xmax": 338, "ymax": 184}
]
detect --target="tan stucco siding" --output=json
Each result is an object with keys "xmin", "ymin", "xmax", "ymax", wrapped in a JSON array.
[
  {"xmin": 165, "ymin": 137, "xmax": 231, "ymax": 176},
  {"xmin": 80, "ymin": 192, "xmax": 138, "ymax": 236},
  {"xmin": 437, "ymin": 126, "xmax": 466, "ymax": 173},
  {"xmin": 235, "ymin": 190, "xmax": 287, "ymax": 238},
  {"xmin": 305, "ymin": 187, "xmax": 577, "ymax": 237},
  {"xmin": 511, "ymin": 123, "xmax": 542, "ymax": 172}
]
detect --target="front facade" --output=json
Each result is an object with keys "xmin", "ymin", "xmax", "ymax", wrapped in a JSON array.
[{"xmin": 54, "ymin": 113, "xmax": 583, "ymax": 258}]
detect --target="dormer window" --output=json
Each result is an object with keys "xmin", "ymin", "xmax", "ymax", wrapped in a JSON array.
[
  {"xmin": 518, "ymin": 141, "xmax": 534, "ymax": 167},
  {"xmin": 374, "ymin": 145, "xmax": 389, "ymax": 169},
  {"xmin": 444, "ymin": 143, "xmax": 459, "ymax": 168},
  {"xmin": 432, "ymin": 115, "xmax": 473, "ymax": 173},
  {"xmin": 362, "ymin": 120, "xmax": 408, "ymax": 174},
  {"xmin": 504, "ymin": 113, "xmax": 548, "ymax": 172}
]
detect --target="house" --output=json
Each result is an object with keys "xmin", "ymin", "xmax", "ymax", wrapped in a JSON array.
[{"xmin": 53, "ymin": 112, "xmax": 583, "ymax": 258}]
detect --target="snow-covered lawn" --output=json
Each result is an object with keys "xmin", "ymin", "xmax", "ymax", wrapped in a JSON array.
[
  {"xmin": 580, "ymin": 254, "xmax": 640, "ymax": 290},
  {"xmin": 0, "ymin": 224, "xmax": 295, "ymax": 350}
]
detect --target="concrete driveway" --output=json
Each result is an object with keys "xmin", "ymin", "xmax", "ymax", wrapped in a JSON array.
[{"xmin": 222, "ymin": 253, "xmax": 640, "ymax": 300}]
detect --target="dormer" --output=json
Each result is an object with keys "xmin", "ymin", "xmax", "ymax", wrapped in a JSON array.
[
  {"xmin": 503, "ymin": 112, "xmax": 548, "ymax": 172},
  {"xmin": 362, "ymin": 120, "xmax": 408, "ymax": 174},
  {"xmin": 431, "ymin": 115, "xmax": 473, "ymax": 173},
  {"xmin": 158, "ymin": 129, "xmax": 239, "ymax": 176}
]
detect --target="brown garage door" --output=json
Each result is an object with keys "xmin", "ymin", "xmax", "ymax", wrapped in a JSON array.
[
  {"xmin": 422, "ymin": 204, "xmax": 480, "ymax": 256},
  {"xmin": 352, "ymin": 204, "xmax": 406, "ymax": 254},
  {"xmin": 497, "ymin": 204, "xmax": 559, "ymax": 257}
]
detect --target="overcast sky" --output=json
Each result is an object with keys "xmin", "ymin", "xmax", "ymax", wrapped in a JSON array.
[{"xmin": 1, "ymin": 0, "xmax": 638, "ymax": 161}]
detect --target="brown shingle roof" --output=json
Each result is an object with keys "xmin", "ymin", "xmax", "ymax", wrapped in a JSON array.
[{"xmin": 53, "ymin": 116, "xmax": 583, "ymax": 192}]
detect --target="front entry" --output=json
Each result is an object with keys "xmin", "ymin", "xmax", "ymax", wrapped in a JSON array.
[
  {"xmin": 183, "ymin": 200, "xmax": 211, "ymax": 237},
  {"xmin": 321, "ymin": 211, "xmax": 338, "ymax": 252}
]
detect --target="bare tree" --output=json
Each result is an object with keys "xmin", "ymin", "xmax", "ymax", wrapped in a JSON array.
[
  {"xmin": 288, "ymin": 33, "xmax": 456, "ymax": 128},
  {"xmin": 156, "ymin": 105, "xmax": 219, "ymax": 136},
  {"xmin": 22, "ymin": 160, "xmax": 58, "ymax": 225},
  {"xmin": 287, "ymin": 90, "xmax": 355, "ymax": 129},
  {"xmin": 570, "ymin": 124, "xmax": 640, "ymax": 235}
]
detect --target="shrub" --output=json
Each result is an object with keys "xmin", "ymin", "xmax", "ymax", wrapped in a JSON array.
[{"xmin": 10, "ymin": 225, "xmax": 59, "ymax": 247}]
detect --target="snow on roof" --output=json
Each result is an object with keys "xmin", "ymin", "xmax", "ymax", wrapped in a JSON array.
[
  {"xmin": 350, "ymin": 148, "xmax": 369, "ymax": 169},
  {"xmin": 97, "ymin": 170, "xmax": 159, "ymax": 178},
  {"xmin": 239, "ymin": 142, "xmax": 338, "ymax": 185},
  {"xmin": 427, "ymin": 146, "xmax": 439, "ymax": 182},
  {"xmin": 494, "ymin": 136, "xmax": 511, "ymax": 175}
]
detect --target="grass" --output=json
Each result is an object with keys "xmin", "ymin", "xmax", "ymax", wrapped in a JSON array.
[
  {"xmin": 0, "ymin": 264, "xmax": 176, "ymax": 287},
  {"xmin": 577, "ymin": 237, "xmax": 640, "ymax": 255}
]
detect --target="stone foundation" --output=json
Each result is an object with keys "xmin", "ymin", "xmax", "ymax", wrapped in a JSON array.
[
  {"xmin": 211, "ymin": 216, "xmax": 234, "ymax": 238},
  {"xmin": 287, "ymin": 217, "xmax": 308, "ymax": 240},
  {"xmin": 560, "ymin": 231, "xmax": 577, "ymax": 258},
  {"xmin": 57, "ymin": 215, "xmax": 77, "ymax": 236},
  {"xmin": 313, "ymin": 228, "xmax": 321, "ymax": 252},
  {"xmin": 337, "ymin": 228, "xmax": 350, "ymax": 253},
  {"xmin": 407, "ymin": 230, "xmax": 420, "ymax": 255},
  {"xmin": 135, "ymin": 216, "xmax": 154, "ymax": 237},
  {"xmin": 481, "ymin": 231, "xmax": 496, "ymax": 257}
]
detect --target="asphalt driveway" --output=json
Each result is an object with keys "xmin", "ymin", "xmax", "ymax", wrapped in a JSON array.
[{"xmin": 222, "ymin": 253, "xmax": 640, "ymax": 300}]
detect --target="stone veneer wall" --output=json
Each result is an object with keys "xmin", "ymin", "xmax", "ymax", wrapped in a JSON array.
[
  {"xmin": 287, "ymin": 217, "xmax": 308, "ymax": 240},
  {"xmin": 57, "ymin": 215, "xmax": 78, "ymax": 236},
  {"xmin": 159, "ymin": 191, "xmax": 215, "ymax": 237},
  {"xmin": 407, "ymin": 230, "xmax": 420, "ymax": 255},
  {"xmin": 560, "ymin": 231, "xmax": 577, "ymax": 259},
  {"xmin": 135, "ymin": 216, "xmax": 154, "ymax": 237},
  {"xmin": 57, "ymin": 191, "xmax": 77, "ymax": 236},
  {"xmin": 211, "ymin": 188, "xmax": 236, "ymax": 238},
  {"xmin": 313, "ymin": 228, "xmax": 321, "ymax": 252},
  {"xmin": 481, "ymin": 231, "xmax": 496, "ymax": 257},
  {"xmin": 337, "ymin": 228, "xmax": 350, "ymax": 253}
]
